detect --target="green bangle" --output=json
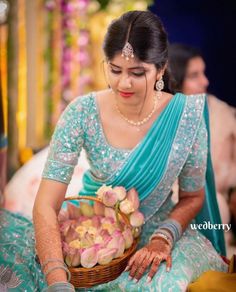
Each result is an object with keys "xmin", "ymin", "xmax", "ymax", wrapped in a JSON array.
[{"xmin": 44, "ymin": 265, "xmax": 71, "ymax": 282}]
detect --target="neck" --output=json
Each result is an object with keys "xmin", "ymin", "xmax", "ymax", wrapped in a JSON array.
[{"xmin": 114, "ymin": 92, "xmax": 156, "ymax": 121}]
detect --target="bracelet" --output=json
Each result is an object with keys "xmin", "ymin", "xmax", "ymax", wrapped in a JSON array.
[
  {"xmin": 41, "ymin": 258, "xmax": 66, "ymax": 272},
  {"xmin": 158, "ymin": 219, "xmax": 182, "ymax": 242},
  {"xmin": 151, "ymin": 229, "xmax": 174, "ymax": 246},
  {"xmin": 42, "ymin": 282, "xmax": 75, "ymax": 292},
  {"xmin": 150, "ymin": 232, "xmax": 173, "ymax": 249},
  {"xmin": 44, "ymin": 265, "xmax": 71, "ymax": 282}
]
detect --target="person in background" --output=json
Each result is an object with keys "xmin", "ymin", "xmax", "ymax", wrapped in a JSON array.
[
  {"xmin": 168, "ymin": 43, "xmax": 236, "ymax": 240},
  {"xmin": 0, "ymin": 11, "xmax": 227, "ymax": 292}
]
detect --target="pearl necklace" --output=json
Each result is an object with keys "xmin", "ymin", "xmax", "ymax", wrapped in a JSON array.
[{"xmin": 115, "ymin": 94, "xmax": 159, "ymax": 131}]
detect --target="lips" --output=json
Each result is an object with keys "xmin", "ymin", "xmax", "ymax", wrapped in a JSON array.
[{"xmin": 119, "ymin": 91, "xmax": 134, "ymax": 98}]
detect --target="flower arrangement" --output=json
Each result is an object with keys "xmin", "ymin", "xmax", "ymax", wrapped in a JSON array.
[{"xmin": 59, "ymin": 185, "xmax": 144, "ymax": 268}]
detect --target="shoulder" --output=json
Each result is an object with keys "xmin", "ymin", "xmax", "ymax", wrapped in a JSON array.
[
  {"xmin": 68, "ymin": 92, "xmax": 96, "ymax": 111},
  {"xmin": 208, "ymin": 94, "xmax": 235, "ymax": 114}
]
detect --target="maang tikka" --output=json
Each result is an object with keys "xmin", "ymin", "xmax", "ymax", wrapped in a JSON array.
[{"xmin": 121, "ymin": 42, "xmax": 134, "ymax": 61}]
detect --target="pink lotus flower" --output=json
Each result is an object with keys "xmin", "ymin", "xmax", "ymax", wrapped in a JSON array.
[
  {"xmin": 122, "ymin": 227, "xmax": 134, "ymax": 249},
  {"xmin": 65, "ymin": 226, "xmax": 78, "ymax": 244},
  {"xmin": 113, "ymin": 186, "xmax": 127, "ymax": 201},
  {"xmin": 107, "ymin": 231, "xmax": 125, "ymax": 258},
  {"xmin": 119, "ymin": 199, "xmax": 135, "ymax": 214},
  {"xmin": 104, "ymin": 207, "xmax": 116, "ymax": 221},
  {"xmin": 95, "ymin": 185, "xmax": 113, "ymax": 200},
  {"xmin": 97, "ymin": 248, "xmax": 117, "ymax": 265},
  {"xmin": 80, "ymin": 246, "xmax": 99, "ymax": 268},
  {"xmin": 65, "ymin": 248, "xmax": 81, "ymax": 267},
  {"xmin": 129, "ymin": 211, "xmax": 144, "ymax": 227},
  {"xmin": 102, "ymin": 190, "xmax": 118, "ymax": 207},
  {"xmin": 127, "ymin": 188, "xmax": 140, "ymax": 210}
]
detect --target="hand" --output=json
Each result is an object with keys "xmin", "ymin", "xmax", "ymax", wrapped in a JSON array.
[{"xmin": 126, "ymin": 237, "xmax": 172, "ymax": 283}]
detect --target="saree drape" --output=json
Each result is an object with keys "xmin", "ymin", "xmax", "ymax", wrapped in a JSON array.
[{"xmin": 79, "ymin": 93, "xmax": 226, "ymax": 255}]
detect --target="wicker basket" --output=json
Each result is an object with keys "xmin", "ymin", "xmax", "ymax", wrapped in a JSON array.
[{"xmin": 64, "ymin": 196, "xmax": 139, "ymax": 288}]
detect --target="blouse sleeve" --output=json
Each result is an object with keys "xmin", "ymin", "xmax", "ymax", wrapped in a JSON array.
[
  {"xmin": 42, "ymin": 99, "xmax": 84, "ymax": 184},
  {"xmin": 179, "ymin": 118, "xmax": 208, "ymax": 192}
]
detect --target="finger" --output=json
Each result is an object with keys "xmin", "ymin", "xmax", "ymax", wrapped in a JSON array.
[
  {"xmin": 135, "ymin": 252, "xmax": 155, "ymax": 281},
  {"xmin": 127, "ymin": 249, "xmax": 143, "ymax": 268},
  {"xmin": 129, "ymin": 251, "xmax": 148, "ymax": 280},
  {"xmin": 166, "ymin": 255, "xmax": 172, "ymax": 272},
  {"xmin": 147, "ymin": 256, "xmax": 162, "ymax": 282}
]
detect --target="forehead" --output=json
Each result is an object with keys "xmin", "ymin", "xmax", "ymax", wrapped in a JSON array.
[
  {"xmin": 187, "ymin": 57, "xmax": 206, "ymax": 72},
  {"xmin": 109, "ymin": 53, "xmax": 156, "ymax": 70}
]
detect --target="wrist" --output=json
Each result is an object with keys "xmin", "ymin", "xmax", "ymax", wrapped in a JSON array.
[{"xmin": 150, "ymin": 232, "xmax": 173, "ymax": 249}]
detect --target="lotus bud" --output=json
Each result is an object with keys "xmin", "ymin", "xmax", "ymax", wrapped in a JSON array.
[
  {"xmin": 113, "ymin": 186, "xmax": 127, "ymax": 201},
  {"xmin": 102, "ymin": 190, "xmax": 118, "ymax": 207},
  {"xmin": 58, "ymin": 209, "xmax": 69, "ymax": 222},
  {"xmin": 95, "ymin": 185, "xmax": 113, "ymax": 200},
  {"xmin": 127, "ymin": 188, "xmax": 140, "ymax": 210},
  {"xmin": 70, "ymin": 249, "xmax": 81, "ymax": 267},
  {"xmin": 65, "ymin": 226, "xmax": 78, "ymax": 243},
  {"xmin": 110, "ymin": 231, "xmax": 125, "ymax": 258},
  {"xmin": 80, "ymin": 202, "xmax": 94, "ymax": 217},
  {"xmin": 104, "ymin": 207, "xmax": 116, "ymax": 221},
  {"xmin": 80, "ymin": 232, "xmax": 94, "ymax": 248},
  {"xmin": 97, "ymin": 248, "xmax": 117, "ymax": 265},
  {"xmin": 107, "ymin": 231, "xmax": 125, "ymax": 258},
  {"xmin": 80, "ymin": 246, "xmax": 98, "ymax": 268},
  {"xmin": 130, "ymin": 211, "xmax": 144, "ymax": 227},
  {"xmin": 122, "ymin": 227, "xmax": 134, "ymax": 249},
  {"xmin": 91, "ymin": 215, "xmax": 102, "ymax": 229},
  {"xmin": 60, "ymin": 220, "xmax": 73, "ymax": 237},
  {"xmin": 100, "ymin": 229, "xmax": 112, "ymax": 245},
  {"xmin": 93, "ymin": 201, "xmax": 105, "ymax": 216},
  {"xmin": 67, "ymin": 202, "xmax": 81, "ymax": 219},
  {"xmin": 119, "ymin": 199, "xmax": 135, "ymax": 214}
]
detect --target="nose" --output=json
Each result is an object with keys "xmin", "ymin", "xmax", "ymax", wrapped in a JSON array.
[{"xmin": 118, "ymin": 73, "xmax": 132, "ymax": 89}]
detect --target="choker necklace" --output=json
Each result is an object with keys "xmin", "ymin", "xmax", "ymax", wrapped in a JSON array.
[{"xmin": 115, "ymin": 93, "xmax": 160, "ymax": 131}]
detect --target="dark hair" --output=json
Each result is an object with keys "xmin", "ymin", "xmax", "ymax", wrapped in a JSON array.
[
  {"xmin": 168, "ymin": 43, "xmax": 203, "ymax": 92},
  {"xmin": 103, "ymin": 10, "xmax": 171, "ymax": 92}
]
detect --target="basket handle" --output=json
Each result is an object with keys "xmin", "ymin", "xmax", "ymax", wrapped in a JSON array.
[{"xmin": 64, "ymin": 195, "xmax": 131, "ymax": 227}]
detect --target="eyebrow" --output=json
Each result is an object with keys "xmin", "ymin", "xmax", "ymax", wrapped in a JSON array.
[{"xmin": 109, "ymin": 62, "xmax": 146, "ymax": 70}]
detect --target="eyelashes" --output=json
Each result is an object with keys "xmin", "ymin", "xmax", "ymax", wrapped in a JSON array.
[{"xmin": 110, "ymin": 68, "xmax": 145, "ymax": 77}]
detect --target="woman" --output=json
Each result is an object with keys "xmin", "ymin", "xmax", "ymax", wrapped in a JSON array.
[
  {"xmin": 168, "ymin": 43, "xmax": 236, "ymax": 199},
  {"xmin": 168, "ymin": 43, "xmax": 236, "ymax": 238},
  {"xmin": 0, "ymin": 11, "xmax": 227, "ymax": 291}
]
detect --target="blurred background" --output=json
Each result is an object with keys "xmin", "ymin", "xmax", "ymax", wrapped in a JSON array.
[{"xmin": 0, "ymin": 1, "xmax": 236, "ymax": 258}]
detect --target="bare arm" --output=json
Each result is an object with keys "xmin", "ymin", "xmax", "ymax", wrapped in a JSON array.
[
  {"xmin": 33, "ymin": 179, "xmax": 68, "ymax": 285},
  {"xmin": 169, "ymin": 187, "xmax": 205, "ymax": 231}
]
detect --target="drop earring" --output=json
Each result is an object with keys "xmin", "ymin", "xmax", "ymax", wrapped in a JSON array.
[{"xmin": 155, "ymin": 77, "xmax": 164, "ymax": 99}]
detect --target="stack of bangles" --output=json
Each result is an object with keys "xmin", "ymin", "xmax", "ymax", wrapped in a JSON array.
[
  {"xmin": 41, "ymin": 258, "xmax": 71, "ymax": 282},
  {"xmin": 149, "ymin": 219, "xmax": 182, "ymax": 249}
]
